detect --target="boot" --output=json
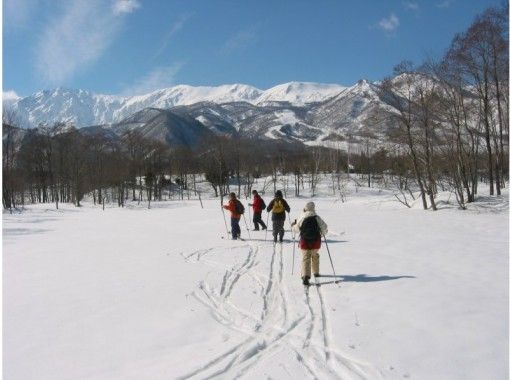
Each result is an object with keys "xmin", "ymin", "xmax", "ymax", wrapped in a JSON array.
[{"xmin": 302, "ymin": 276, "xmax": 310, "ymax": 286}]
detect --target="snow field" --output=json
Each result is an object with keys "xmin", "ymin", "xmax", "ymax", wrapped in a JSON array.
[{"xmin": 3, "ymin": 187, "xmax": 508, "ymax": 379}]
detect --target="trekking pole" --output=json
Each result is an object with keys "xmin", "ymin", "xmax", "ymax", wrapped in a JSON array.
[
  {"xmin": 322, "ymin": 233, "xmax": 337, "ymax": 278},
  {"xmin": 221, "ymin": 207, "xmax": 230, "ymax": 237},
  {"xmin": 247, "ymin": 203, "xmax": 252, "ymax": 229},
  {"xmin": 264, "ymin": 212, "xmax": 270, "ymax": 241},
  {"xmin": 242, "ymin": 214, "xmax": 251, "ymax": 240},
  {"xmin": 287, "ymin": 211, "xmax": 293, "ymax": 235},
  {"xmin": 287, "ymin": 211, "xmax": 296, "ymax": 274},
  {"xmin": 291, "ymin": 233, "xmax": 296, "ymax": 275}
]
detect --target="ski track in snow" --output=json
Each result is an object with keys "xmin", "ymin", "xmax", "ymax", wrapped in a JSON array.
[{"xmin": 178, "ymin": 239, "xmax": 384, "ymax": 379}]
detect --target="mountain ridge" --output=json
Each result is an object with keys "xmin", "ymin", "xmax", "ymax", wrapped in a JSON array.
[
  {"xmin": 6, "ymin": 81, "xmax": 348, "ymax": 129},
  {"xmin": 4, "ymin": 78, "xmax": 409, "ymax": 149}
]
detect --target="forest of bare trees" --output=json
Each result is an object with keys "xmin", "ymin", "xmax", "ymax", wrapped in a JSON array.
[
  {"xmin": 1, "ymin": 118, "xmax": 350, "ymax": 211},
  {"xmin": 378, "ymin": 5, "xmax": 508, "ymax": 210},
  {"xmin": 2, "ymin": 5, "xmax": 508, "ymax": 212}
]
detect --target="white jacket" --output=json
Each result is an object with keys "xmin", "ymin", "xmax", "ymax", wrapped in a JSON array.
[{"xmin": 292, "ymin": 210, "xmax": 328, "ymax": 236}]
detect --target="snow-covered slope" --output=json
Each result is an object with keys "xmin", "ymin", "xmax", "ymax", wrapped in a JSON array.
[
  {"xmin": 310, "ymin": 79, "xmax": 395, "ymax": 138},
  {"xmin": 113, "ymin": 84, "xmax": 263, "ymax": 123},
  {"xmin": 3, "ymin": 180, "xmax": 508, "ymax": 379},
  {"xmin": 255, "ymin": 82, "xmax": 345, "ymax": 105},
  {"xmin": 110, "ymin": 107, "xmax": 213, "ymax": 147}
]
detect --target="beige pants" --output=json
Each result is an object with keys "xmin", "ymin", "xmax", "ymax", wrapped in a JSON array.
[{"xmin": 301, "ymin": 249, "xmax": 320, "ymax": 278}]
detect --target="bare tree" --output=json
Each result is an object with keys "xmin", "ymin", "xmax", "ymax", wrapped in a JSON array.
[
  {"xmin": 381, "ymin": 62, "xmax": 429, "ymax": 210},
  {"xmin": 447, "ymin": 5, "xmax": 509, "ymax": 195}
]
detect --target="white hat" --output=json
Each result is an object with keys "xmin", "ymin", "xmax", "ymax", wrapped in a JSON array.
[{"xmin": 304, "ymin": 202, "xmax": 315, "ymax": 212}]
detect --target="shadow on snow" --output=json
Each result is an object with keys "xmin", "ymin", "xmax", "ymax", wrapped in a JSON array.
[{"xmin": 319, "ymin": 274, "xmax": 416, "ymax": 282}]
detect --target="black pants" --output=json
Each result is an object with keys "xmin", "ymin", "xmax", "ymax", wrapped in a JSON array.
[
  {"xmin": 272, "ymin": 219, "xmax": 285, "ymax": 242},
  {"xmin": 231, "ymin": 217, "xmax": 241, "ymax": 239},
  {"xmin": 253, "ymin": 212, "xmax": 266, "ymax": 230}
]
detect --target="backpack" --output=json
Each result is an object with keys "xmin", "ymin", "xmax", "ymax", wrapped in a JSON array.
[
  {"xmin": 272, "ymin": 199, "xmax": 285, "ymax": 214},
  {"xmin": 260, "ymin": 197, "xmax": 266, "ymax": 210},
  {"xmin": 235, "ymin": 199, "xmax": 245, "ymax": 215},
  {"xmin": 300, "ymin": 216, "xmax": 321, "ymax": 244}
]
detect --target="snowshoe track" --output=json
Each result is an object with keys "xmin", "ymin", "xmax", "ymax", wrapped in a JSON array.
[{"xmin": 179, "ymin": 241, "xmax": 383, "ymax": 379}]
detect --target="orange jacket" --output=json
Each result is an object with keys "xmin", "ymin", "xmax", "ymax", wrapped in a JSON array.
[{"xmin": 223, "ymin": 199, "xmax": 241, "ymax": 219}]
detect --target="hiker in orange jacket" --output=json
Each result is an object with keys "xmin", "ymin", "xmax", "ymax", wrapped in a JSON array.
[{"xmin": 223, "ymin": 192, "xmax": 244, "ymax": 240}]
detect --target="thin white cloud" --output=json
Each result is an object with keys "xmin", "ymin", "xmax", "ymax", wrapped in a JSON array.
[
  {"xmin": 3, "ymin": 90, "xmax": 22, "ymax": 105},
  {"xmin": 436, "ymin": 0, "xmax": 454, "ymax": 8},
  {"xmin": 403, "ymin": 1, "xmax": 419, "ymax": 11},
  {"xmin": 34, "ymin": 0, "xmax": 140, "ymax": 86},
  {"xmin": 436, "ymin": 0, "xmax": 455, "ymax": 9},
  {"xmin": 222, "ymin": 29, "xmax": 258, "ymax": 54},
  {"xmin": 378, "ymin": 13, "xmax": 400, "ymax": 33},
  {"xmin": 152, "ymin": 14, "xmax": 190, "ymax": 60},
  {"xmin": 2, "ymin": 91, "xmax": 22, "ymax": 122},
  {"xmin": 112, "ymin": 0, "xmax": 141, "ymax": 16},
  {"xmin": 121, "ymin": 63, "xmax": 184, "ymax": 95}
]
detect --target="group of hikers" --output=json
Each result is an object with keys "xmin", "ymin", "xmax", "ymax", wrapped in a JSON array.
[{"xmin": 223, "ymin": 190, "xmax": 328, "ymax": 286}]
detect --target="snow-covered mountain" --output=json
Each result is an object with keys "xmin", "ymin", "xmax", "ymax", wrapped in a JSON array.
[
  {"xmin": 168, "ymin": 80, "xmax": 397, "ymax": 147},
  {"xmin": 6, "ymin": 82, "xmax": 345, "ymax": 129},
  {"xmin": 11, "ymin": 88, "xmax": 123, "ymax": 129},
  {"xmin": 5, "ymin": 79, "xmax": 412, "ymax": 148}
]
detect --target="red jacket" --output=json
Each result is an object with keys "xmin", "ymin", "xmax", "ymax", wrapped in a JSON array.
[
  {"xmin": 252, "ymin": 194, "xmax": 264, "ymax": 213},
  {"xmin": 223, "ymin": 199, "xmax": 241, "ymax": 219}
]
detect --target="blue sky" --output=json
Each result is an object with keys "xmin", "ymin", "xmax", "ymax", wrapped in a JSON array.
[{"xmin": 2, "ymin": 0, "xmax": 504, "ymax": 97}]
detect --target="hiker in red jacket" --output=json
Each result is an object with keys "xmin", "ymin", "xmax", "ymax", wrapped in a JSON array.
[{"xmin": 248, "ymin": 190, "xmax": 267, "ymax": 231}]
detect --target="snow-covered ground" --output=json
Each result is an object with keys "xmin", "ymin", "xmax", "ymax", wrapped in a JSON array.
[{"xmin": 3, "ymin": 181, "xmax": 508, "ymax": 379}]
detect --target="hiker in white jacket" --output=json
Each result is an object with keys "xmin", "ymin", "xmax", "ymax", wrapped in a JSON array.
[{"xmin": 291, "ymin": 202, "xmax": 328, "ymax": 286}]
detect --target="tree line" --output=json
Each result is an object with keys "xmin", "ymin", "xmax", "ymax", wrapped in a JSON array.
[{"xmin": 1, "ymin": 119, "xmax": 351, "ymax": 210}]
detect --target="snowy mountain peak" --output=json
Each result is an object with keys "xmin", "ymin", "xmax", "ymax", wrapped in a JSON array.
[{"xmin": 6, "ymin": 82, "xmax": 349, "ymax": 128}]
